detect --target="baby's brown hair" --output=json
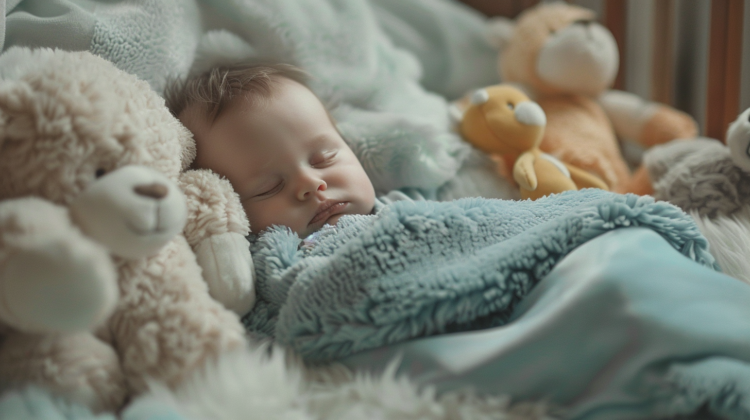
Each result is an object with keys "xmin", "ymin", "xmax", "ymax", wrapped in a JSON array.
[{"xmin": 165, "ymin": 63, "xmax": 310, "ymax": 123}]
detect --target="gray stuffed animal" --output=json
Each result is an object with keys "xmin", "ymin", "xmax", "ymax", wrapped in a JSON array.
[{"xmin": 643, "ymin": 107, "xmax": 750, "ymax": 219}]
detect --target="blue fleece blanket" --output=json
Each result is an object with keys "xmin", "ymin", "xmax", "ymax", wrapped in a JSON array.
[
  {"xmin": 342, "ymin": 228, "xmax": 750, "ymax": 420},
  {"xmin": 242, "ymin": 189, "xmax": 718, "ymax": 363}
]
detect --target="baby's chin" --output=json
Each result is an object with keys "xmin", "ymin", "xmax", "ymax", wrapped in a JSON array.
[
  {"xmin": 325, "ymin": 213, "xmax": 346, "ymax": 226},
  {"xmin": 299, "ymin": 215, "xmax": 342, "ymax": 238}
]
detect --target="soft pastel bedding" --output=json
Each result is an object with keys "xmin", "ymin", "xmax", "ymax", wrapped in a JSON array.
[
  {"xmin": 2, "ymin": 1, "xmax": 750, "ymax": 420},
  {"xmin": 241, "ymin": 188, "xmax": 750, "ymax": 419},
  {"xmin": 243, "ymin": 189, "xmax": 716, "ymax": 362},
  {"xmin": 342, "ymin": 228, "xmax": 750, "ymax": 420},
  {"xmin": 2, "ymin": 0, "xmax": 505, "ymax": 199}
]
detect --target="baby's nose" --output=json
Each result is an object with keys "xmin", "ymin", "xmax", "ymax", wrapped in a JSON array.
[{"xmin": 298, "ymin": 179, "xmax": 327, "ymax": 200}]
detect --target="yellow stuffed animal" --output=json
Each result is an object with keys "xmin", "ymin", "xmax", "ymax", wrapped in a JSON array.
[
  {"xmin": 488, "ymin": 2, "xmax": 698, "ymax": 195},
  {"xmin": 455, "ymin": 84, "xmax": 608, "ymax": 200}
]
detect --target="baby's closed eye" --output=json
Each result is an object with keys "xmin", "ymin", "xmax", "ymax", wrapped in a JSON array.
[
  {"xmin": 245, "ymin": 180, "xmax": 284, "ymax": 201},
  {"xmin": 310, "ymin": 150, "xmax": 338, "ymax": 168}
]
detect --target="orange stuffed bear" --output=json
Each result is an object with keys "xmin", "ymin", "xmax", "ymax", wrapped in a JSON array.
[{"xmin": 489, "ymin": 2, "xmax": 698, "ymax": 194}]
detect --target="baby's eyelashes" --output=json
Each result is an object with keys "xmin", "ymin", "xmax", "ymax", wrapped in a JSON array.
[
  {"xmin": 310, "ymin": 150, "xmax": 338, "ymax": 168},
  {"xmin": 246, "ymin": 181, "xmax": 284, "ymax": 201}
]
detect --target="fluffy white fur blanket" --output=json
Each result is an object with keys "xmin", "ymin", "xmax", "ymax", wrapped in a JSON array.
[{"xmin": 129, "ymin": 342, "xmax": 557, "ymax": 420}]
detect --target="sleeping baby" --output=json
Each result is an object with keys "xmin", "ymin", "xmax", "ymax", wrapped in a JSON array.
[
  {"xmin": 167, "ymin": 63, "xmax": 417, "ymax": 242},
  {"xmin": 166, "ymin": 63, "xmax": 717, "ymax": 365}
]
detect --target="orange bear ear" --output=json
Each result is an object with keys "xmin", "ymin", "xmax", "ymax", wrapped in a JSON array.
[
  {"xmin": 469, "ymin": 89, "xmax": 490, "ymax": 105},
  {"xmin": 448, "ymin": 103, "xmax": 464, "ymax": 125}
]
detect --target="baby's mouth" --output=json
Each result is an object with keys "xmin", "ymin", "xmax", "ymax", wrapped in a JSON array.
[{"xmin": 309, "ymin": 201, "xmax": 349, "ymax": 226}]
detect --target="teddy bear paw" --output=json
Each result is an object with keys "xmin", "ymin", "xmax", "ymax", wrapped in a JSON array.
[
  {"xmin": 0, "ymin": 332, "xmax": 128, "ymax": 414},
  {"xmin": 640, "ymin": 106, "xmax": 699, "ymax": 148},
  {"xmin": 57, "ymin": 335, "xmax": 129, "ymax": 413},
  {"xmin": 0, "ymin": 236, "xmax": 118, "ymax": 333},
  {"xmin": 194, "ymin": 232, "xmax": 256, "ymax": 315}
]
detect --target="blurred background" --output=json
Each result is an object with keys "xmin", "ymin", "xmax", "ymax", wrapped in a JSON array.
[{"xmin": 458, "ymin": 0, "xmax": 750, "ymax": 141}]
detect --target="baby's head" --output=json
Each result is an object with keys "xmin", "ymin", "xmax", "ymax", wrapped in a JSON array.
[{"xmin": 167, "ymin": 64, "xmax": 375, "ymax": 237}]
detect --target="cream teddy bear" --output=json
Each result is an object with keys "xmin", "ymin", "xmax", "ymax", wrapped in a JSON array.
[
  {"xmin": 0, "ymin": 47, "xmax": 252, "ymax": 412},
  {"xmin": 489, "ymin": 2, "xmax": 698, "ymax": 194}
]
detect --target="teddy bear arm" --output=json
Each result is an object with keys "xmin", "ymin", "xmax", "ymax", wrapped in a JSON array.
[
  {"xmin": 111, "ymin": 237, "xmax": 246, "ymax": 394},
  {"xmin": 598, "ymin": 89, "xmax": 661, "ymax": 143},
  {"xmin": 0, "ymin": 331, "xmax": 127, "ymax": 413},
  {"xmin": 0, "ymin": 198, "xmax": 118, "ymax": 333},
  {"xmin": 512, "ymin": 151, "xmax": 538, "ymax": 191},
  {"xmin": 641, "ymin": 137, "xmax": 720, "ymax": 184},
  {"xmin": 179, "ymin": 169, "xmax": 256, "ymax": 315},
  {"xmin": 639, "ymin": 105, "xmax": 699, "ymax": 148},
  {"xmin": 179, "ymin": 169, "xmax": 250, "ymax": 244},
  {"xmin": 599, "ymin": 89, "xmax": 698, "ymax": 147}
]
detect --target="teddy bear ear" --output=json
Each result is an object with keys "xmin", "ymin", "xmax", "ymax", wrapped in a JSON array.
[
  {"xmin": 470, "ymin": 89, "xmax": 490, "ymax": 105},
  {"xmin": 448, "ymin": 103, "xmax": 464, "ymax": 125},
  {"xmin": 175, "ymin": 122, "xmax": 197, "ymax": 171},
  {"xmin": 0, "ymin": 81, "xmax": 32, "ymax": 151},
  {"xmin": 485, "ymin": 17, "xmax": 516, "ymax": 52}
]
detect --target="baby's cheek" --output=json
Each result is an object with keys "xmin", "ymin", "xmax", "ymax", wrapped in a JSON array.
[
  {"xmin": 243, "ymin": 203, "xmax": 266, "ymax": 234},
  {"xmin": 244, "ymin": 201, "xmax": 303, "ymax": 235}
]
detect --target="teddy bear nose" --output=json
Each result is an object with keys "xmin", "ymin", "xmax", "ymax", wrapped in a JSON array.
[{"xmin": 134, "ymin": 183, "xmax": 169, "ymax": 199}]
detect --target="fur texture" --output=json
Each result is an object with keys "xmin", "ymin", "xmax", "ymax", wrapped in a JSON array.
[
  {"xmin": 245, "ymin": 190, "xmax": 717, "ymax": 363},
  {"xmin": 645, "ymin": 138, "xmax": 750, "ymax": 219},
  {"xmin": 0, "ymin": 48, "xmax": 247, "ymax": 412},
  {"xmin": 128, "ymin": 342, "xmax": 558, "ymax": 420},
  {"xmin": 693, "ymin": 209, "xmax": 750, "ymax": 285}
]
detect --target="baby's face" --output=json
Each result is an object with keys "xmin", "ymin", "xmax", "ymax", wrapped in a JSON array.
[{"xmin": 182, "ymin": 78, "xmax": 375, "ymax": 238}]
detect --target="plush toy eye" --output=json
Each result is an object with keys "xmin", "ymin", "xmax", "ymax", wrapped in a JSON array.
[
  {"xmin": 95, "ymin": 168, "xmax": 107, "ymax": 178},
  {"xmin": 507, "ymin": 102, "xmax": 515, "ymax": 110}
]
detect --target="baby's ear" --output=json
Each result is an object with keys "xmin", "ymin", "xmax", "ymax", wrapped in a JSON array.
[
  {"xmin": 485, "ymin": 17, "xmax": 516, "ymax": 52},
  {"xmin": 448, "ymin": 93, "xmax": 479, "ymax": 126}
]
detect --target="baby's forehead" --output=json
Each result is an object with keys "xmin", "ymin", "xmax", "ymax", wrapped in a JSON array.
[
  {"xmin": 183, "ymin": 76, "xmax": 340, "ymax": 148},
  {"xmin": 180, "ymin": 74, "xmax": 293, "ymax": 122},
  {"xmin": 177, "ymin": 92, "xmax": 261, "ymax": 135}
]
